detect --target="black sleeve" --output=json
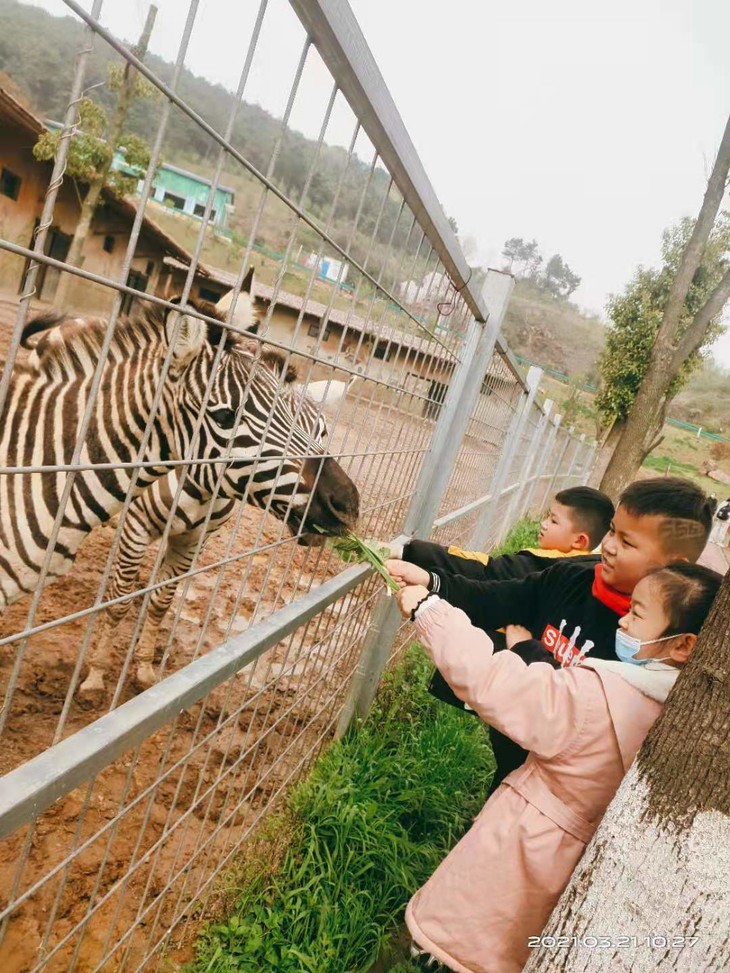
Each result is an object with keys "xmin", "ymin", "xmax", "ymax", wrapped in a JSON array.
[
  {"xmin": 403, "ymin": 539, "xmax": 550, "ymax": 581},
  {"xmin": 403, "ymin": 539, "xmax": 494, "ymax": 580},
  {"xmin": 433, "ymin": 570, "xmax": 544, "ymax": 633},
  {"xmin": 510, "ymin": 638, "xmax": 561, "ymax": 668}
]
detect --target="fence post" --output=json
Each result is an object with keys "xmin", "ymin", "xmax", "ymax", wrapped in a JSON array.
[
  {"xmin": 540, "ymin": 417, "xmax": 571, "ymax": 510},
  {"xmin": 568, "ymin": 433, "xmax": 586, "ymax": 484},
  {"xmin": 509, "ymin": 397, "xmax": 551, "ymax": 523},
  {"xmin": 519, "ymin": 401, "xmax": 555, "ymax": 516},
  {"xmin": 546, "ymin": 424, "xmax": 577, "ymax": 497},
  {"xmin": 336, "ymin": 270, "xmax": 514, "ymax": 735},
  {"xmin": 524, "ymin": 411, "xmax": 561, "ymax": 515},
  {"xmin": 469, "ymin": 365, "xmax": 541, "ymax": 550},
  {"xmin": 581, "ymin": 441, "xmax": 598, "ymax": 484},
  {"xmin": 403, "ymin": 270, "xmax": 515, "ymax": 538}
]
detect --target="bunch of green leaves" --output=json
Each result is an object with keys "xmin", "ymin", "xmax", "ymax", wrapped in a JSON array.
[
  {"xmin": 318, "ymin": 529, "xmax": 400, "ymax": 593},
  {"xmin": 33, "ymin": 97, "xmax": 154, "ymax": 197},
  {"xmin": 190, "ymin": 646, "xmax": 494, "ymax": 973}
]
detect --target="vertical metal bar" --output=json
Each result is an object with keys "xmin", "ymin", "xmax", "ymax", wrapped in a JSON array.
[
  {"xmin": 511, "ymin": 399, "xmax": 550, "ymax": 522},
  {"xmin": 404, "ymin": 270, "xmax": 514, "ymax": 537},
  {"xmin": 576, "ymin": 439, "xmax": 590, "ymax": 484},
  {"xmin": 336, "ymin": 272, "xmax": 514, "ymax": 732},
  {"xmin": 582, "ymin": 441, "xmax": 599, "ymax": 485},
  {"xmin": 470, "ymin": 364, "xmax": 541, "ymax": 550},
  {"xmin": 497, "ymin": 379, "xmax": 541, "ymax": 532},
  {"xmin": 527, "ymin": 413, "xmax": 561, "ymax": 515},
  {"xmin": 542, "ymin": 419, "xmax": 573, "ymax": 508},
  {"xmin": 566, "ymin": 433, "xmax": 585, "ymax": 484}
]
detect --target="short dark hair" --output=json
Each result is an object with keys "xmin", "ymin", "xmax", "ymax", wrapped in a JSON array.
[
  {"xmin": 554, "ymin": 486, "xmax": 614, "ymax": 548},
  {"xmin": 619, "ymin": 477, "xmax": 713, "ymax": 560},
  {"xmin": 646, "ymin": 562, "xmax": 722, "ymax": 636}
]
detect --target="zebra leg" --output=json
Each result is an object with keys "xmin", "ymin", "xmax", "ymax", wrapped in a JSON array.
[
  {"xmin": 79, "ymin": 506, "xmax": 157, "ymax": 696},
  {"xmin": 133, "ymin": 532, "xmax": 203, "ymax": 689}
]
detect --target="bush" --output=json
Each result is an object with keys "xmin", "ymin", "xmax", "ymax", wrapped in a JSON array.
[{"xmin": 710, "ymin": 441, "xmax": 730, "ymax": 465}]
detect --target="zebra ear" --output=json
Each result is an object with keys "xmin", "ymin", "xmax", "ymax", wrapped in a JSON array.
[
  {"xmin": 260, "ymin": 348, "xmax": 297, "ymax": 384},
  {"xmin": 215, "ymin": 268, "xmax": 257, "ymax": 332},
  {"xmin": 164, "ymin": 300, "xmax": 207, "ymax": 365}
]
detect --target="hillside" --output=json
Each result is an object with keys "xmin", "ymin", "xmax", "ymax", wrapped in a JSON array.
[
  {"xmin": 502, "ymin": 280, "xmax": 606, "ymax": 380},
  {"xmin": 0, "ymin": 0, "xmax": 429, "ymax": 289},
  {"xmin": 2, "ymin": 0, "xmax": 725, "ymax": 412}
]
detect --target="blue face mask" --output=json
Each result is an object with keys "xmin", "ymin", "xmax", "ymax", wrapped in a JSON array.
[{"xmin": 615, "ymin": 629, "xmax": 677, "ymax": 666}]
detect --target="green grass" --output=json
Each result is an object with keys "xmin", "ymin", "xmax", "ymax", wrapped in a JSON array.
[
  {"xmin": 187, "ymin": 519, "xmax": 539, "ymax": 973},
  {"xmin": 642, "ymin": 454, "xmax": 699, "ymax": 478},
  {"xmin": 491, "ymin": 517, "xmax": 541, "ymax": 556},
  {"xmin": 188, "ymin": 649, "xmax": 494, "ymax": 973}
]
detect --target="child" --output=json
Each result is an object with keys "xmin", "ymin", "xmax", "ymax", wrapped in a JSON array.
[
  {"xmin": 710, "ymin": 497, "xmax": 730, "ymax": 545},
  {"xmin": 396, "ymin": 562, "xmax": 721, "ymax": 973},
  {"xmin": 394, "ymin": 486, "xmax": 614, "ymax": 582},
  {"xmin": 401, "ymin": 486, "xmax": 611, "ymax": 732},
  {"xmin": 387, "ymin": 477, "xmax": 715, "ymax": 789}
]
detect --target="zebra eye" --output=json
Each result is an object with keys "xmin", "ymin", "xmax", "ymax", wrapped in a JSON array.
[{"xmin": 210, "ymin": 407, "xmax": 238, "ymax": 428}]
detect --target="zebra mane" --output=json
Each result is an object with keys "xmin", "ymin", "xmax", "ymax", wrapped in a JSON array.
[{"xmin": 19, "ymin": 300, "xmax": 246, "ymax": 379}]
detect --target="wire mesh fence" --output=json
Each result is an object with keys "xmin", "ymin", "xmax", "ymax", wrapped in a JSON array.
[{"xmin": 0, "ymin": 0, "xmax": 595, "ymax": 969}]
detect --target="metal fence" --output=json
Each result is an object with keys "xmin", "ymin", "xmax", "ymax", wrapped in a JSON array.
[{"xmin": 0, "ymin": 1, "xmax": 596, "ymax": 969}]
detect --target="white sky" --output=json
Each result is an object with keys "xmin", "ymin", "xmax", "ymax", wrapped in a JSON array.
[{"xmin": 19, "ymin": 0, "xmax": 730, "ymax": 366}]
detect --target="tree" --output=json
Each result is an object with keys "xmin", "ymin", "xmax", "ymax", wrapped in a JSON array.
[
  {"xmin": 596, "ymin": 216, "xmax": 729, "ymax": 460},
  {"xmin": 599, "ymin": 113, "xmax": 730, "ymax": 498},
  {"xmin": 524, "ymin": 569, "xmax": 730, "ymax": 973},
  {"xmin": 32, "ymin": 5, "xmax": 158, "ymax": 307},
  {"xmin": 524, "ymin": 244, "xmax": 543, "ymax": 280},
  {"xmin": 543, "ymin": 253, "xmax": 582, "ymax": 299},
  {"xmin": 502, "ymin": 236, "xmax": 526, "ymax": 271}
]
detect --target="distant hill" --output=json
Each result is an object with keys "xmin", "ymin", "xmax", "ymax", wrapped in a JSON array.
[
  {"xmin": 672, "ymin": 359, "xmax": 730, "ymax": 433},
  {"xmin": 0, "ymin": 0, "xmax": 423, "ymax": 281},
  {"xmin": 501, "ymin": 280, "xmax": 606, "ymax": 380},
  {"xmin": 0, "ymin": 0, "xmax": 606, "ymax": 381}
]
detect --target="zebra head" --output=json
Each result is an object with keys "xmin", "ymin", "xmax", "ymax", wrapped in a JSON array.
[{"xmin": 162, "ymin": 298, "xmax": 359, "ymax": 542}]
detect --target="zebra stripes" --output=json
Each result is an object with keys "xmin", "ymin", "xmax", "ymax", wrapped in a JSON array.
[
  {"xmin": 0, "ymin": 299, "xmax": 359, "ymax": 630},
  {"xmin": 80, "ymin": 382, "xmax": 331, "ymax": 693}
]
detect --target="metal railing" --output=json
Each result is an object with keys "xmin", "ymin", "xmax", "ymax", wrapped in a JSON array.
[{"xmin": 0, "ymin": 1, "xmax": 596, "ymax": 969}]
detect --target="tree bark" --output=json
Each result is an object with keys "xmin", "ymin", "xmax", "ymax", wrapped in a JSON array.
[
  {"xmin": 599, "ymin": 113, "xmax": 730, "ymax": 499},
  {"xmin": 54, "ymin": 5, "xmax": 157, "ymax": 307},
  {"xmin": 524, "ymin": 570, "xmax": 730, "ymax": 973}
]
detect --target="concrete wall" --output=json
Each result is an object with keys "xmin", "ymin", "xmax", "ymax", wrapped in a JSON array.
[
  {"xmin": 0, "ymin": 123, "xmax": 45, "ymax": 293},
  {"xmin": 1, "ymin": 122, "xmax": 175, "ymax": 316}
]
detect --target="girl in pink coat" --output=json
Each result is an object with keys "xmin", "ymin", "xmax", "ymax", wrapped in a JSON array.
[{"xmin": 396, "ymin": 562, "xmax": 721, "ymax": 973}]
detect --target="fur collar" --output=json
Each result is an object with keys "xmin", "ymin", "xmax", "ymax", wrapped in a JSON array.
[{"xmin": 582, "ymin": 657, "xmax": 678, "ymax": 703}]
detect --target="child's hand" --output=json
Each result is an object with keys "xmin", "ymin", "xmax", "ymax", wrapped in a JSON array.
[
  {"xmin": 505, "ymin": 624, "xmax": 534, "ymax": 649},
  {"xmin": 396, "ymin": 584, "xmax": 430, "ymax": 619},
  {"xmin": 386, "ymin": 559, "xmax": 430, "ymax": 588}
]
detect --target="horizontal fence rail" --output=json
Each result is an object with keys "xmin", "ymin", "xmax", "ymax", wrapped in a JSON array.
[{"xmin": 0, "ymin": 0, "xmax": 593, "ymax": 969}]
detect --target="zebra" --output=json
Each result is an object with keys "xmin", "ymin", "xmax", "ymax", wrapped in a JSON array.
[
  {"xmin": 79, "ymin": 368, "xmax": 331, "ymax": 694},
  {"xmin": 0, "ymin": 293, "xmax": 360, "ymax": 659}
]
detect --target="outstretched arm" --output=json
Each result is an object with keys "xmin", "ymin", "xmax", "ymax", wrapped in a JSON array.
[{"xmin": 401, "ymin": 594, "xmax": 586, "ymax": 759}]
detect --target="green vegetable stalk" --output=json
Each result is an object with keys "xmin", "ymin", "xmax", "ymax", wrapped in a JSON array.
[{"xmin": 315, "ymin": 528, "xmax": 400, "ymax": 593}]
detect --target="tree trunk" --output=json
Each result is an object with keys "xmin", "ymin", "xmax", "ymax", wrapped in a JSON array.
[
  {"xmin": 599, "ymin": 390, "xmax": 668, "ymax": 499},
  {"xmin": 524, "ymin": 571, "xmax": 730, "ymax": 973},
  {"xmin": 54, "ymin": 5, "xmax": 157, "ymax": 308},
  {"xmin": 598, "ymin": 113, "xmax": 730, "ymax": 499}
]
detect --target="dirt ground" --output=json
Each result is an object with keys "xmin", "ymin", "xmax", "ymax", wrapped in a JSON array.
[{"xmin": 0, "ymin": 387, "xmax": 503, "ymax": 973}]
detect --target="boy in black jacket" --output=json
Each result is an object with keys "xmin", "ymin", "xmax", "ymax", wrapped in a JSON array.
[
  {"xmin": 399, "ymin": 485, "xmax": 614, "ymax": 583},
  {"xmin": 387, "ymin": 477, "xmax": 714, "ymax": 791}
]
